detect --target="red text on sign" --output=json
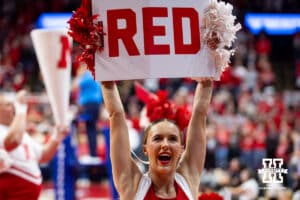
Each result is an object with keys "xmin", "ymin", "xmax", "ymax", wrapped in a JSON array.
[{"xmin": 107, "ymin": 7, "xmax": 201, "ymax": 57}]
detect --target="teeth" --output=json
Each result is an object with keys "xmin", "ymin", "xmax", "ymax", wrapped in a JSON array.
[{"xmin": 158, "ymin": 153, "xmax": 171, "ymax": 161}]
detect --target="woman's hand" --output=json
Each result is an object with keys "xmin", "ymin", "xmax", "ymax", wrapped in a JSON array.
[
  {"xmin": 101, "ymin": 81, "xmax": 115, "ymax": 89},
  {"xmin": 14, "ymin": 90, "xmax": 28, "ymax": 115},
  {"xmin": 51, "ymin": 125, "xmax": 69, "ymax": 143},
  {"xmin": 15, "ymin": 90, "xmax": 27, "ymax": 104},
  {"xmin": 39, "ymin": 125, "xmax": 69, "ymax": 163},
  {"xmin": 207, "ymin": 32, "xmax": 220, "ymax": 50}
]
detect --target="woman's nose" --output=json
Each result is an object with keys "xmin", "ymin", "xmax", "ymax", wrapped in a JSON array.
[{"xmin": 161, "ymin": 138, "xmax": 169, "ymax": 149}]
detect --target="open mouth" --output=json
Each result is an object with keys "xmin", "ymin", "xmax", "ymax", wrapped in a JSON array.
[{"xmin": 158, "ymin": 153, "xmax": 171, "ymax": 165}]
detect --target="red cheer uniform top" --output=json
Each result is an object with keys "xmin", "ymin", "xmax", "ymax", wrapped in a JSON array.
[
  {"xmin": 135, "ymin": 173, "xmax": 194, "ymax": 200},
  {"xmin": 144, "ymin": 181, "xmax": 189, "ymax": 200}
]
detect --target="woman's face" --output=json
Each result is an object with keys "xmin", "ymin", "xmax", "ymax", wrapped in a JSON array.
[{"xmin": 143, "ymin": 120, "xmax": 184, "ymax": 174}]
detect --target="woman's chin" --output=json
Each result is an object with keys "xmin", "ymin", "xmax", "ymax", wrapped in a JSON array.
[{"xmin": 156, "ymin": 164, "xmax": 175, "ymax": 174}]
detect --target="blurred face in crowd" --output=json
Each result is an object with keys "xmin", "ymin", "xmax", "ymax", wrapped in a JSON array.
[
  {"xmin": 229, "ymin": 158, "xmax": 240, "ymax": 172},
  {"xmin": 143, "ymin": 120, "xmax": 184, "ymax": 174},
  {"xmin": 240, "ymin": 169, "xmax": 250, "ymax": 182},
  {"xmin": 0, "ymin": 95, "xmax": 15, "ymax": 126}
]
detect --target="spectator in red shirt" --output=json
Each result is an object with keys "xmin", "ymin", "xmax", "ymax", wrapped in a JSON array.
[
  {"xmin": 240, "ymin": 122, "xmax": 255, "ymax": 168},
  {"xmin": 252, "ymin": 124, "xmax": 267, "ymax": 169},
  {"xmin": 255, "ymin": 32, "xmax": 271, "ymax": 57}
]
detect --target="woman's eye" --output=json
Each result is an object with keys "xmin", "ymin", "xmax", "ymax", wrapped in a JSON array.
[
  {"xmin": 153, "ymin": 136, "xmax": 161, "ymax": 141},
  {"xmin": 169, "ymin": 136, "xmax": 178, "ymax": 142}
]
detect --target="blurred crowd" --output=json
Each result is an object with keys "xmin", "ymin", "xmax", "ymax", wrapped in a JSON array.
[{"xmin": 1, "ymin": 0, "xmax": 300, "ymax": 199}]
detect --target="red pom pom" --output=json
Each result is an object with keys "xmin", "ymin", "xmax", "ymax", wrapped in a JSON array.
[
  {"xmin": 175, "ymin": 105, "xmax": 191, "ymax": 131},
  {"xmin": 135, "ymin": 82, "xmax": 191, "ymax": 131},
  {"xmin": 145, "ymin": 90, "xmax": 190, "ymax": 131},
  {"xmin": 68, "ymin": 0, "xmax": 104, "ymax": 78},
  {"xmin": 198, "ymin": 192, "xmax": 224, "ymax": 200}
]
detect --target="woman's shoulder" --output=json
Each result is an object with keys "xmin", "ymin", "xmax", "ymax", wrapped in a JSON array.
[
  {"xmin": 134, "ymin": 172, "xmax": 194, "ymax": 200},
  {"xmin": 134, "ymin": 173, "xmax": 152, "ymax": 200},
  {"xmin": 175, "ymin": 173, "xmax": 194, "ymax": 200}
]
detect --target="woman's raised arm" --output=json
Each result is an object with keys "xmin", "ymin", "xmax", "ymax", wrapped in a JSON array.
[
  {"xmin": 100, "ymin": 81, "xmax": 141, "ymax": 197},
  {"xmin": 178, "ymin": 80, "xmax": 213, "ymax": 185}
]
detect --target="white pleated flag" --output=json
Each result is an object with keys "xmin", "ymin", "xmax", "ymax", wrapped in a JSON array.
[{"xmin": 31, "ymin": 29, "xmax": 72, "ymax": 126}]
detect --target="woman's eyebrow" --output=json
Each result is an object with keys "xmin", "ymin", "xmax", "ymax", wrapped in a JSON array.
[
  {"xmin": 152, "ymin": 134, "xmax": 161, "ymax": 138},
  {"xmin": 169, "ymin": 134, "xmax": 178, "ymax": 137}
]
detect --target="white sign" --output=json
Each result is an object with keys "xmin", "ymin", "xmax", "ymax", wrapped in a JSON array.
[
  {"xmin": 257, "ymin": 158, "xmax": 288, "ymax": 184},
  {"xmin": 92, "ymin": 0, "xmax": 217, "ymax": 81}
]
